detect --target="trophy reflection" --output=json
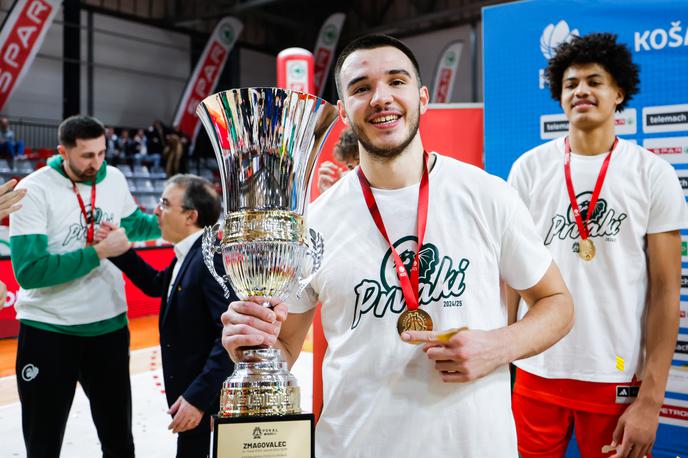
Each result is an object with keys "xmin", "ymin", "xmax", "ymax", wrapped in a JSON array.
[{"xmin": 198, "ymin": 87, "xmax": 337, "ymax": 458}]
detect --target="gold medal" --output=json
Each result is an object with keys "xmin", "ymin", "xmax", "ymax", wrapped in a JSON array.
[
  {"xmin": 397, "ymin": 309, "xmax": 433, "ymax": 338},
  {"xmin": 578, "ymin": 238, "xmax": 595, "ymax": 261}
]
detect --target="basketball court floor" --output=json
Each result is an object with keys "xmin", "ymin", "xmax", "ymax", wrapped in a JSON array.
[{"xmin": 0, "ymin": 315, "xmax": 313, "ymax": 457}]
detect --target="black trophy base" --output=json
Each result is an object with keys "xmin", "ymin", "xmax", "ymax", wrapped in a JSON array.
[{"xmin": 211, "ymin": 413, "xmax": 314, "ymax": 458}]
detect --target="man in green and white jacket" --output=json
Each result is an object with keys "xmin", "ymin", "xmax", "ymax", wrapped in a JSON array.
[{"xmin": 10, "ymin": 115, "xmax": 160, "ymax": 457}]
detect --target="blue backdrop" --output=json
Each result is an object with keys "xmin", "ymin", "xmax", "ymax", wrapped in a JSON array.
[{"xmin": 483, "ymin": 1, "xmax": 688, "ymax": 457}]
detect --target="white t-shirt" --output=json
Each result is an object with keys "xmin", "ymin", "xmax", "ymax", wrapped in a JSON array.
[
  {"xmin": 290, "ymin": 153, "xmax": 552, "ymax": 458},
  {"xmin": 10, "ymin": 165, "xmax": 139, "ymax": 325},
  {"xmin": 509, "ymin": 137, "xmax": 688, "ymax": 382}
]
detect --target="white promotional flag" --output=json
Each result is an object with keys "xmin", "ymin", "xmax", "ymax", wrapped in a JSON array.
[
  {"xmin": 173, "ymin": 17, "xmax": 242, "ymax": 140},
  {"xmin": 431, "ymin": 41, "xmax": 463, "ymax": 103},
  {"xmin": 0, "ymin": 0, "xmax": 61, "ymax": 111},
  {"xmin": 313, "ymin": 12, "xmax": 345, "ymax": 97}
]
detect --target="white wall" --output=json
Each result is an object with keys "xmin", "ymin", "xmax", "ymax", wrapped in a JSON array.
[
  {"xmin": 0, "ymin": 3, "xmax": 190, "ymax": 127},
  {"xmin": 239, "ymin": 47, "xmax": 277, "ymax": 88},
  {"xmin": 403, "ymin": 22, "xmax": 483, "ymax": 103}
]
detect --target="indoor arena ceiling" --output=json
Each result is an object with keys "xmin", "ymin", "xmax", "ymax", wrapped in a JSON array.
[{"xmin": 82, "ymin": 0, "xmax": 507, "ymax": 53}]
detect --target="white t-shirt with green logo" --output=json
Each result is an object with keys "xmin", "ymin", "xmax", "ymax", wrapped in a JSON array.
[
  {"xmin": 290, "ymin": 153, "xmax": 552, "ymax": 458},
  {"xmin": 10, "ymin": 165, "xmax": 139, "ymax": 325},
  {"xmin": 508, "ymin": 136, "xmax": 688, "ymax": 383}
]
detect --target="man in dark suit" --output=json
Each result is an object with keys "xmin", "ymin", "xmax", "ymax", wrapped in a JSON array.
[{"xmin": 100, "ymin": 174, "xmax": 236, "ymax": 458}]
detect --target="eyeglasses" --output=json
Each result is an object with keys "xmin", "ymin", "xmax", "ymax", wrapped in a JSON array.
[{"xmin": 157, "ymin": 198, "xmax": 191, "ymax": 212}]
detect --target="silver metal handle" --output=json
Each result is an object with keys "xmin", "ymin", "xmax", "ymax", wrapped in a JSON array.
[
  {"xmin": 202, "ymin": 224, "xmax": 231, "ymax": 299},
  {"xmin": 296, "ymin": 228, "xmax": 324, "ymax": 299}
]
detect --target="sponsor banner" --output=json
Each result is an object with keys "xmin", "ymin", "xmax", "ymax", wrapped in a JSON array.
[
  {"xmin": 676, "ymin": 332, "xmax": 688, "ymax": 362},
  {"xmin": 676, "ymin": 169, "xmax": 688, "ymax": 197},
  {"xmin": 643, "ymin": 103, "xmax": 688, "ymax": 133},
  {"xmin": 0, "ymin": 0, "xmax": 61, "ymax": 111},
  {"xmin": 668, "ymin": 365, "xmax": 688, "ymax": 395},
  {"xmin": 172, "ymin": 17, "xmax": 242, "ymax": 140},
  {"xmin": 659, "ymin": 397, "xmax": 688, "ymax": 428},
  {"xmin": 312, "ymin": 12, "xmax": 345, "ymax": 97},
  {"xmin": 483, "ymin": 1, "xmax": 688, "ymax": 452},
  {"xmin": 643, "ymin": 136, "xmax": 688, "ymax": 164},
  {"xmin": 682, "ymin": 268, "xmax": 688, "ymax": 295},
  {"xmin": 682, "ymin": 235, "xmax": 688, "ymax": 264},
  {"xmin": 431, "ymin": 41, "xmax": 463, "ymax": 103},
  {"xmin": 540, "ymin": 109, "xmax": 636, "ymax": 140}
]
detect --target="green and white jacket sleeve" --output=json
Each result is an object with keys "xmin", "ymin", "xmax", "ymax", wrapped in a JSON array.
[
  {"xmin": 120, "ymin": 208, "xmax": 161, "ymax": 241},
  {"xmin": 10, "ymin": 183, "xmax": 100, "ymax": 289}
]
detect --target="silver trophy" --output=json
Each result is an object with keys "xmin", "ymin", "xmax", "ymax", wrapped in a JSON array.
[{"xmin": 198, "ymin": 88, "xmax": 337, "ymax": 456}]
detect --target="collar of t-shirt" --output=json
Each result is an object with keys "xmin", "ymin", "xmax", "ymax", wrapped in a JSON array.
[{"xmin": 167, "ymin": 229, "xmax": 203, "ymax": 299}]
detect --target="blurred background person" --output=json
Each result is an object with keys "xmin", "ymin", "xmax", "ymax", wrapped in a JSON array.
[
  {"xmin": 317, "ymin": 128, "xmax": 359, "ymax": 193},
  {"xmin": 0, "ymin": 117, "xmax": 25, "ymax": 159}
]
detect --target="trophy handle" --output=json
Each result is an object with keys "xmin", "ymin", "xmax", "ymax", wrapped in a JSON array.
[
  {"xmin": 203, "ymin": 224, "xmax": 232, "ymax": 299},
  {"xmin": 296, "ymin": 228, "xmax": 324, "ymax": 299}
]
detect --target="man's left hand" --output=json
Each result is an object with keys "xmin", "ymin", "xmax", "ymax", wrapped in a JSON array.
[
  {"xmin": 609, "ymin": 398, "xmax": 659, "ymax": 458},
  {"xmin": 401, "ymin": 329, "xmax": 507, "ymax": 382},
  {"xmin": 168, "ymin": 396, "xmax": 204, "ymax": 434}
]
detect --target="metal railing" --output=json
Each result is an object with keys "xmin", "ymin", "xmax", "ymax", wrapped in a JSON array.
[{"xmin": 5, "ymin": 117, "xmax": 60, "ymax": 151}]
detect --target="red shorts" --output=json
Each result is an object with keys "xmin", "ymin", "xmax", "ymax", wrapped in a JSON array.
[{"xmin": 512, "ymin": 369, "xmax": 647, "ymax": 458}]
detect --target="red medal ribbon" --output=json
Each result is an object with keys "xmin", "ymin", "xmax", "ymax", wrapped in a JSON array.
[
  {"xmin": 357, "ymin": 152, "xmax": 430, "ymax": 311},
  {"xmin": 70, "ymin": 179, "xmax": 97, "ymax": 244},
  {"xmin": 564, "ymin": 136, "xmax": 618, "ymax": 240}
]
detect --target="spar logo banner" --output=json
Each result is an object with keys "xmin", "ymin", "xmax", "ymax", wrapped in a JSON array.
[
  {"xmin": 173, "ymin": 17, "xmax": 242, "ymax": 140},
  {"xmin": 313, "ymin": 12, "xmax": 345, "ymax": 98},
  {"xmin": 431, "ymin": 41, "xmax": 462, "ymax": 103},
  {"xmin": 0, "ymin": 0, "xmax": 60, "ymax": 111}
]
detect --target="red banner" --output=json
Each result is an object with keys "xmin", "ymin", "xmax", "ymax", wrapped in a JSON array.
[
  {"xmin": 0, "ymin": 0, "xmax": 60, "ymax": 111},
  {"xmin": 173, "ymin": 17, "xmax": 242, "ymax": 139},
  {"xmin": 0, "ymin": 246, "xmax": 175, "ymax": 338}
]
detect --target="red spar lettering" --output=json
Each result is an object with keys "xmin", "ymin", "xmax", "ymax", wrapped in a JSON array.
[
  {"xmin": 27, "ymin": 0, "xmax": 50, "ymax": 23},
  {"xmin": 0, "ymin": 0, "xmax": 54, "ymax": 109}
]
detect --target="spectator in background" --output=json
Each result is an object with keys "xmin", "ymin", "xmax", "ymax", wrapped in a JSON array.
[
  {"xmin": 147, "ymin": 120, "xmax": 167, "ymax": 159},
  {"xmin": 164, "ymin": 133, "xmax": 183, "ymax": 177},
  {"xmin": 173, "ymin": 125, "xmax": 190, "ymax": 174},
  {"xmin": 0, "ymin": 117, "xmax": 25, "ymax": 159},
  {"xmin": 118, "ymin": 129, "xmax": 136, "ymax": 164},
  {"xmin": 317, "ymin": 128, "xmax": 359, "ymax": 193},
  {"xmin": 105, "ymin": 127, "xmax": 121, "ymax": 165},
  {"xmin": 133, "ymin": 128, "xmax": 161, "ymax": 169}
]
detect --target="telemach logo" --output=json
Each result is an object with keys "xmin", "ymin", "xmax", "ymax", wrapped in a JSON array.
[
  {"xmin": 646, "ymin": 111, "xmax": 688, "ymax": 126},
  {"xmin": 544, "ymin": 193, "xmax": 627, "ymax": 247},
  {"xmin": 351, "ymin": 236, "xmax": 470, "ymax": 329},
  {"xmin": 676, "ymin": 340, "xmax": 688, "ymax": 354},
  {"xmin": 544, "ymin": 120, "xmax": 569, "ymax": 133}
]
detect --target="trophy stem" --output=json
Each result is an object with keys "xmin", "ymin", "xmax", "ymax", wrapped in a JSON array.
[{"xmin": 219, "ymin": 348, "xmax": 301, "ymax": 417}]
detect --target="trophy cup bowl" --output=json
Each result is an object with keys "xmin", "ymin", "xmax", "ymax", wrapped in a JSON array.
[{"xmin": 198, "ymin": 87, "xmax": 338, "ymax": 457}]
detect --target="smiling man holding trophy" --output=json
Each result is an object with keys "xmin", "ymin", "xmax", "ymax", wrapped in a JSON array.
[
  {"xmin": 198, "ymin": 87, "xmax": 337, "ymax": 458},
  {"xmin": 216, "ymin": 35, "xmax": 576, "ymax": 458}
]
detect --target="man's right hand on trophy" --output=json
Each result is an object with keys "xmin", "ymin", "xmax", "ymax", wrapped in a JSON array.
[{"xmin": 221, "ymin": 296, "xmax": 288, "ymax": 363}]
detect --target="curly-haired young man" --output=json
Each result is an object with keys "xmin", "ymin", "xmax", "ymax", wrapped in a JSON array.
[{"xmin": 508, "ymin": 33, "xmax": 688, "ymax": 458}]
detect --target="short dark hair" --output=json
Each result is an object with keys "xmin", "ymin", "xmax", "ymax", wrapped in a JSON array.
[
  {"xmin": 333, "ymin": 129, "xmax": 359, "ymax": 162},
  {"xmin": 58, "ymin": 115, "xmax": 106, "ymax": 148},
  {"xmin": 334, "ymin": 34, "xmax": 422, "ymax": 98},
  {"xmin": 546, "ymin": 33, "xmax": 639, "ymax": 112},
  {"xmin": 166, "ymin": 174, "xmax": 221, "ymax": 228}
]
